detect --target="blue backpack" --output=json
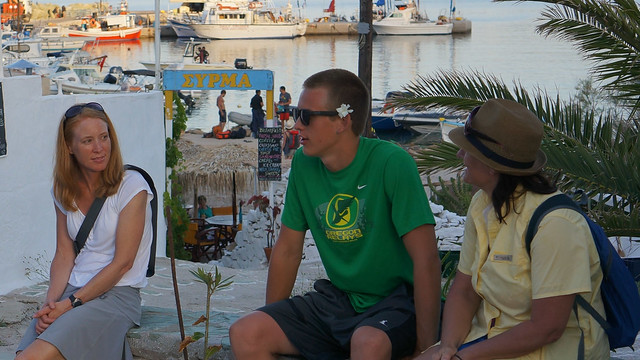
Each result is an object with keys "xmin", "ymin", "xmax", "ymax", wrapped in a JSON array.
[{"xmin": 525, "ymin": 194, "xmax": 640, "ymax": 352}]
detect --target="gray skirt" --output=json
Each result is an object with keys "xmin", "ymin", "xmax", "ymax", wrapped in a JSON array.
[{"xmin": 17, "ymin": 284, "xmax": 141, "ymax": 360}]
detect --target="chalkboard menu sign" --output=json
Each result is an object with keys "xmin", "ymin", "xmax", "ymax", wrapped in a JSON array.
[
  {"xmin": 258, "ymin": 127, "xmax": 282, "ymax": 181},
  {"xmin": 0, "ymin": 83, "xmax": 5, "ymax": 157}
]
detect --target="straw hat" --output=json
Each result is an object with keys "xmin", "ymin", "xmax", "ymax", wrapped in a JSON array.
[
  {"xmin": 284, "ymin": 118, "xmax": 296, "ymax": 130},
  {"xmin": 449, "ymin": 99, "xmax": 547, "ymax": 176}
]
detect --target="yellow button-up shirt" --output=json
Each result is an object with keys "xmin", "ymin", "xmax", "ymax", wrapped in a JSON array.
[{"xmin": 458, "ymin": 189, "xmax": 609, "ymax": 359}]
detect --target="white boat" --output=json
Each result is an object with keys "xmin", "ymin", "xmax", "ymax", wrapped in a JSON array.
[
  {"xmin": 440, "ymin": 118, "xmax": 464, "ymax": 143},
  {"xmin": 35, "ymin": 25, "xmax": 95, "ymax": 51},
  {"xmin": 190, "ymin": 0, "xmax": 307, "ymax": 40},
  {"xmin": 373, "ymin": 0, "xmax": 453, "ymax": 36},
  {"xmin": 168, "ymin": 0, "xmax": 210, "ymax": 38},
  {"xmin": 2, "ymin": 38, "xmax": 62, "ymax": 69},
  {"xmin": 168, "ymin": 17, "xmax": 201, "ymax": 38},
  {"xmin": 48, "ymin": 54, "xmax": 121, "ymax": 95},
  {"xmin": 139, "ymin": 38, "xmax": 235, "ymax": 70}
]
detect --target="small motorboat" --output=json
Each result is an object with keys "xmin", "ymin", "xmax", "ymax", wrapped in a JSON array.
[{"xmin": 228, "ymin": 111, "xmax": 252, "ymax": 126}]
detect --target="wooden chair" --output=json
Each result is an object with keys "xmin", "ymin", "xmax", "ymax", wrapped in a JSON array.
[
  {"xmin": 183, "ymin": 221, "xmax": 221, "ymax": 262},
  {"xmin": 211, "ymin": 206, "xmax": 243, "ymax": 231},
  {"xmin": 217, "ymin": 224, "xmax": 240, "ymax": 251}
]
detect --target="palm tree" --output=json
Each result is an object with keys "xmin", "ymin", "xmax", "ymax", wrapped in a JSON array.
[{"xmin": 387, "ymin": 0, "xmax": 640, "ymax": 237}]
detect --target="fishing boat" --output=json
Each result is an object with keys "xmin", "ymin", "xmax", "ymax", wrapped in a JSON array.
[
  {"xmin": 67, "ymin": 1, "xmax": 142, "ymax": 41},
  {"xmin": 190, "ymin": 0, "xmax": 307, "ymax": 40},
  {"xmin": 67, "ymin": 15, "xmax": 142, "ymax": 41},
  {"xmin": 372, "ymin": 0, "xmax": 453, "ymax": 35}
]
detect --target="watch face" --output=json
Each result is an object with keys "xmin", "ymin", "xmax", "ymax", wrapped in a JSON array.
[{"xmin": 70, "ymin": 294, "xmax": 82, "ymax": 307}]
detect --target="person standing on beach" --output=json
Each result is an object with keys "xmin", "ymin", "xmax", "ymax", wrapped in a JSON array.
[
  {"xmin": 230, "ymin": 69, "xmax": 441, "ymax": 359},
  {"xmin": 217, "ymin": 90, "xmax": 227, "ymax": 127},
  {"xmin": 250, "ymin": 90, "xmax": 265, "ymax": 138},
  {"xmin": 278, "ymin": 86, "xmax": 292, "ymax": 113}
]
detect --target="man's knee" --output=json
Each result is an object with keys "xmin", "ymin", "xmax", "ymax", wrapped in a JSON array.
[
  {"xmin": 229, "ymin": 311, "xmax": 271, "ymax": 347},
  {"xmin": 351, "ymin": 326, "xmax": 392, "ymax": 359}
]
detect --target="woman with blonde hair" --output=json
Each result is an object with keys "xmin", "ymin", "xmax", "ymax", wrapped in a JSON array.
[{"xmin": 16, "ymin": 102, "xmax": 154, "ymax": 360}]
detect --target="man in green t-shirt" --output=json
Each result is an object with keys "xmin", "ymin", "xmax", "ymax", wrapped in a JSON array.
[{"xmin": 230, "ymin": 69, "xmax": 441, "ymax": 360}]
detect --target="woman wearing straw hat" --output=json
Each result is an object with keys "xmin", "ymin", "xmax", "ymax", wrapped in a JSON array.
[{"xmin": 419, "ymin": 99, "xmax": 609, "ymax": 360}]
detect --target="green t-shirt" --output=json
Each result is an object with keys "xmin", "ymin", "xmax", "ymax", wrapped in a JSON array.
[{"xmin": 282, "ymin": 137, "xmax": 435, "ymax": 312}]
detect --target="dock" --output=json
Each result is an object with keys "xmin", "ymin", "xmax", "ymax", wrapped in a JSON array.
[{"xmin": 305, "ymin": 21, "xmax": 358, "ymax": 36}]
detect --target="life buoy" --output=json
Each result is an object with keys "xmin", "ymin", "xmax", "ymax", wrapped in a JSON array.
[
  {"xmin": 383, "ymin": 103, "xmax": 394, "ymax": 114},
  {"xmin": 217, "ymin": 3, "xmax": 239, "ymax": 10},
  {"xmin": 248, "ymin": 1, "xmax": 262, "ymax": 9}
]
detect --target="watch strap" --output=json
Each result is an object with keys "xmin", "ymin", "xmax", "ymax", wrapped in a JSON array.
[{"xmin": 69, "ymin": 294, "xmax": 83, "ymax": 308}]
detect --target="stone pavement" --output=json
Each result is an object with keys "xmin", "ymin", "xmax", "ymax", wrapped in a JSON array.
[
  {"xmin": 2, "ymin": 255, "xmax": 640, "ymax": 359},
  {"xmin": 0, "ymin": 256, "xmax": 326, "ymax": 360}
]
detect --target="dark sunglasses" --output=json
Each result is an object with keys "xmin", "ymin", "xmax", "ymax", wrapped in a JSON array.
[
  {"xmin": 464, "ymin": 106, "xmax": 501, "ymax": 145},
  {"xmin": 64, "ymin": 102, "xmax": 105, "ymax": 120},
  {"xmin": 294, "ymin": 108, "xmax": 339, "ymax": 126}
]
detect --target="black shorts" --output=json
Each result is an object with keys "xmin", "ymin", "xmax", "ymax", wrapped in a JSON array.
[{"xmin": 258, "ymin": 279, "xmax": 416, "ymax": 360}]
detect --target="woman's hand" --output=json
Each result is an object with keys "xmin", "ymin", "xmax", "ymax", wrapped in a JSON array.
[
  {"xmin": 33, "ymin": 298, "xmax": 72, "ymax": 334},
  {"xmin": 415, "ymin": 344, "xmax": 458, "ymax": 360}
]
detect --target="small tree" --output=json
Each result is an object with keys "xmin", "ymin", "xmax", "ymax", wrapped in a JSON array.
[{"xmin": 179, "ymin": 266, "xmax": 234, "ymax": 359}]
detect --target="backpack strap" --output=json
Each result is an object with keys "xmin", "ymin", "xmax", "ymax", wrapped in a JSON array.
[
  {"xmin": 525, "ymin": 193, "xmax": 610, "ymax": 360},
  {"xmin": 525, "ymin": 194, "xmax": 581, "ymax": 256},
  {"xmin": 73, "ymin": 196, "xmax": 106, "ymax": 255},
  {"xmin": 125, "ymin": 164, "xmax": 158, "ymax": 277}
]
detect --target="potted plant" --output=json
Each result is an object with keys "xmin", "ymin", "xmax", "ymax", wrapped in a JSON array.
[{"xmin": 247, "ymin": 194, "xmax": 281, "ymax": 261}]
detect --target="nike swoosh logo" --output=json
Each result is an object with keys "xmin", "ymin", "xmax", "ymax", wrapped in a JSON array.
[{"xmin": 357, "ymin": 185, "xmax": 366, "ymax": 190}]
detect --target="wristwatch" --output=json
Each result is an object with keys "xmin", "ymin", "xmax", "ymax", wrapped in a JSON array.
[{"xmin": 68, "ymin": 294, "xmax": 83, "ymax": 308}]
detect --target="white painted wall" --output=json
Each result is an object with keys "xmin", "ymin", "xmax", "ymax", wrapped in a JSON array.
[{"xmin": 0, "ymin": 76, "xmax": 167, "ymax": 295}]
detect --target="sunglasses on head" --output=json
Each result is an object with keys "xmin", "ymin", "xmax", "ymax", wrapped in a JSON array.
[
  {"xmin": 294, "ymin": 108, "xmax": 339, "ymax": 126},
  {"xmin": 64, "ymin": 102, "xmax": 105, "ymax": 120},
  {"xmin": 464, "ymin": 105, "xmax": 501, "ymax": 145}
]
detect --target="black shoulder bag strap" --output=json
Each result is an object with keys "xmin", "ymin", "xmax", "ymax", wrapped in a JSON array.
[
  {"xmin": 73, "ymin": 197, "xmax": 106, "ymax": 255},
  {"xmin": 124, "ymin": 164, "xmax": 158, "ymax": 277}
]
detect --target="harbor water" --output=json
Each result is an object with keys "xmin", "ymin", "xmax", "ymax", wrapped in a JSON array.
[{"xmin": 83, "ymin": 0, "xmax": 591, "ymax": 132}]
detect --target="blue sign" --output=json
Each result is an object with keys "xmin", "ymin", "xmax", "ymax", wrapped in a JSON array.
[{"xmin": 163, "ymin": 70, "xmax": 274, "ymax": 91}]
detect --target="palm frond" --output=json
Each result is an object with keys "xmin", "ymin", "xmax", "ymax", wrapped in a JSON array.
[
  {"xmin": 496, "ymin": 0, "xmax": 640, "ymax": 110},
  {"xmin": 395, "ymin": 69, "xmax": 640, "ymax": 235}
]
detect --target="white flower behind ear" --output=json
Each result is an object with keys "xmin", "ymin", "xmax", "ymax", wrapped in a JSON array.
[{"xmin": 336, "ymin": 104, "xmax": 353, "ymax": 118}]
